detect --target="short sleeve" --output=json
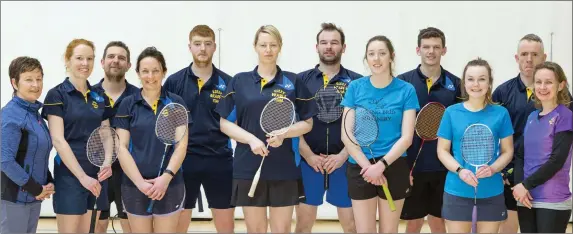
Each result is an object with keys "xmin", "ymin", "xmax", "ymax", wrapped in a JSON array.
[
  {"xmin": 113, "ymin": 98, "xmax": 132, "ymax": 131},
  {"xmin": 41, "ymin": 89, "xmax": 64, "ymax": 119},
  {"xmin": 215, "ymin": 76, "xmax": 237, "ymax": 120},
  {"xmin": 403, "ymin": 84, "xmax": 420, "ymax": 112},
  {"xmin": 103, "ymin": 95, "xmax": 114, "ymax": 121},
  {"xmin": 437, "ymin": 107, "xmax": 453, "ymax": 140},
  {"xmin": 340, "ymin": 80, "xmax": 357, "ymax": 108},
  {"xmin": 555, "ymin": 109, "xmax": 573, "ymax": 133},
  {"xmin": 172, "ymin": 95, "xmax": 193, "ymax": 125},
  {"xmin": 294, "ymin": 76, "xmax": 317, "ymax": 121},
  {"xmin": 498, "ymin": 108, "xmax": 515, "ymax": 139}
]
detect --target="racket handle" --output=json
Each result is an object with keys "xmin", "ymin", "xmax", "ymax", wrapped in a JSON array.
[
  {"xmin": 324, "ymin": 173, "xmax": 329, "ymax": 190},
  {"xmin": 146, "ymin": 200, "xmax": 156, "ymax": 214},
  {"xmin": 248, "ymin": 157, "xmax": 265, "ymax": 197},
  {"xmin": 89, "ymin": 202, "xmax": 98, "ymax": 233},
  {"xmin": 381, "ymin": 184, "xmax": 396, "ymax": 212},
  {"xmin": 471, "ymin": 205, "xmax": 477, "ymax": 233}
]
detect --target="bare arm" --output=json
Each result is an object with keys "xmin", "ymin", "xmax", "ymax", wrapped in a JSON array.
[
  {"xmin": 219, "ymin": 117, "xmax": 258, "ymax": 144},
  {"xmin": 279, "ymin": 118, "xmax": 313, "ymax": 139},
  {"xmin": 298, "ymin": 135, "xmax": 317, "ymax": 161},
  {"xmin": 341, "ymin": 107, "xmax": 371, "ymax": 168},
  {"xmin": 436, "ymin": 137, "xmax": 461, "ymax": 172},
  {"xmin": 164, "ymin": 127, "xmax": 188, "ymax": 174},
  {"xmin": 377, "ymin": 109, "xmax": 416, "ymax": 166},
  {"xmin": 47, "ymin": 115, "xmax": 87, "ymax": 179},
  {"xmin": 116, "ymin": 128, "xmax": 146, "ymax": 186}
]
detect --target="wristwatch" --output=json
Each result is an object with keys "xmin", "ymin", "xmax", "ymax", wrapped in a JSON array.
[
  {"xmin": 380, "ymin": 158, "xmax": 389, "ymax": 168},
  {"xmin": 456, "ymin": 166, "xmax": 463, "ymax": 174},
  {"xmin": 164, "ymin": 169, "xmax": 176, "ymax": 177}
]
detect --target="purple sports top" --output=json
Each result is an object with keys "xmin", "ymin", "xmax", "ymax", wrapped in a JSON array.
[{"xmin": 524, "ymin": 104, "xmax": 573, "ymax": 202}]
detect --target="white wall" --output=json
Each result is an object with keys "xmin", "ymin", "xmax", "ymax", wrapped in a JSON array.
[{"xmin": 1, "ymin": 1, "xmax": 571, "ymax": 219}]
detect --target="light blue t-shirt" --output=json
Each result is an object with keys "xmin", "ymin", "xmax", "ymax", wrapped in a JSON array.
[
  {"xmin": 341, "ymin": 76, "xmax": 420, "ymax": 164},
  {"xmin": 437, "ymin": 103, "xmax": 514, "ymax": 199}
]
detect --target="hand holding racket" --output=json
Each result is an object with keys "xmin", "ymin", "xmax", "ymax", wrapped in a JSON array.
[
  {"xmin": 461, "ymin": 123, "xmax": 495, "ymax": 233},
  {"xmin": 248, "ymin": 97, "xmax": 295, "ymax": 198},
  {"xmin": 146, "ymin": 102, "xmax": 189, "ymax": 214},
  {"xmin": 315, "ymin": 85, "xmax": 344, "ymax": 190},
  {"xmin": 344, "ymin": 106, "xmax": 396, "ymax": 211},
  {"xmin": 86, "ymin": 125, "xmax": 120, "ymax": 233},
  {"xmin": 410, "ymin": 102, "xmax": 445, "ymax": 177}
]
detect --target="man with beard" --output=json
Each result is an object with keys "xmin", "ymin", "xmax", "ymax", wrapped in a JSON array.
[
  {"xmin": 164, "ymin": 25, "xmax": 234, "ymax": 233},
  {"xmin": 398, "ymin": 27, "xmax": 461, "ymax": 233},
  {"xmin": 295, "ymin": 23, "xmax": 362, "ymax": 233},
  {"xmin": 93, "ymin": 41, "xmax": 139, "ymax": 233}
]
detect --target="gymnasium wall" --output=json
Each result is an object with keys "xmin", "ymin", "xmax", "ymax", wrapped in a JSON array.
[{"xmin": 1, "ymin": 1, "xmax": 571, "ymax": 219}]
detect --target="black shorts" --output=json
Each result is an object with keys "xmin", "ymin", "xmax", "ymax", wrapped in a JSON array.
[
  {"xmin": 100, "ymin": 164, "xmax": 127, "ymax": 219},
  {"xmin": 231, "ymin": 179, "xmax": 304, "ymax": 207},
  {"xmin": 503, "ymin": 184, "xmax": 517, "ymax": 211},
  {"xmin": 183, "ymin": 156, "xmax": 234, "ymax": 210},
  {"xmin": 401, "ymin": 171, "xmax": 447, "ymax": 220},
  {"xmin": 346, "ymin": 157, "xmax": 411, "ymax": 201}
]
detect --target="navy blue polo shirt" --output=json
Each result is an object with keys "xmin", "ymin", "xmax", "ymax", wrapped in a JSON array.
[
  {"xmin": 41, "ymin": 78, "xmax": 113, "ymax": 175},
  {"xmin": 113, "ymin": 88, "xmax": 191, "ymax": 186},
  {"xmin": 165, "ymin": 64, "xmax": 233, "ymax": 159},
  {"xmin": 215, "ymin": 66, "xmax": 317, "ymax": 180},
  {"xmin": 397, "ymin": 65, "xmax": 462, "ymax": 173},
  {"xmin": 493, "ymin": 74, "xmax": 573, "ymax": 180},
  {"xmin": 298, "ymin": 64, "xmax": 362, "ymax": 156}
]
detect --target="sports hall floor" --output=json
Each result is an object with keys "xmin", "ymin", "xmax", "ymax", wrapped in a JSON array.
[{"xmin": 35, "ymin": 218, "xmax": 572, "ymax": 233}]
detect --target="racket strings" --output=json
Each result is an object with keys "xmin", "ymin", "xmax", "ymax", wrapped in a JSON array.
[
  {"xmin": 86, "ymin": 126, "xmax": 119, "ymax": 167},
  {"xmin": 260, "ymin": 98, "xmax": 295, "ymax": 136},
  {"xmin": 461, "ymin": 125, "xmax": 494, "ymax": 166},
  {"xmin": 351, "ymin": 107, "xmax": 378, "ymax": 147},
  {"xmin": 415, "ymin": 103, "xmax": 445, "ymax": 139},
  {"xmin": 316, "ymin": 86, "xmax": 343, "ymax": 123},
  {"xmin": 156, "ymin": 105, "xmax": 188, "ymax": 144}
]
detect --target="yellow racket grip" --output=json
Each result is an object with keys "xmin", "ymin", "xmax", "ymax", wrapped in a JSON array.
[{"xmin": 381, "ymin": 184, "xmax": 396, "ymax": 211}]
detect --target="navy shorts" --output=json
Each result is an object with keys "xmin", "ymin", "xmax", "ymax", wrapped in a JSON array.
[
  {"xmin": 182, "ymin": 156, "xmax": 233, "ymax": 210},
  {"xmin": 100, "ymin": 163, "xmax": 127, "ymax": 219},
  {"xmin": 300, "ymin": 160, "xmax": 351, "ymax": 208},
  {"xmin": 53, "ymin": 161, "xmax": 109, "ymax": 215},
  {"xmin": 442, "ymin": 192, "xmax": 507, "ymax": 222},
  {"xmin": 121, "ymin": 175, "xmax": 185, "ymax": 217}
]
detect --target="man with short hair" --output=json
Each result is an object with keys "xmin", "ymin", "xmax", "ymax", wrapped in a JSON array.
[
  {"xmin": 493, "ymin": 33, "xmax": 573, "ymax": 233},
  {"xmin": 398, "ymin": 27, "xmax": 461, "ymax": 233},
  {"xmin": 94, "ymin": 41, "xmax": 139, "ymax": 233},
  {"xmin": 164, "ymin": 25, "xmax": 235, "ymax": 233},
  {"xmin": 296, "ymin": 22, "xmax": 362, "ymax": 233}
]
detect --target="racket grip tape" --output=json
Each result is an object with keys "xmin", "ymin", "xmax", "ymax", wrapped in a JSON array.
[
  {"xmin": 471, "ymin": 205, "xmax": 477, "ymax": 233},
  {"xmin": 248, "ymin": 169, "xmax": 261, "ymax": 197},
  {"xmin": 381, "ymin": 185, "xmax": 396, "ymax": 212},
  {"xmin": 146, "ymin": 200, "xmax": 155, "ymax": 214},
  {"xmin": 324, "ymin": 173, "xmax": 329, "ymax": 190},
  {"xmin": 89, "ymin": 204, "xmax": 98, "ymax": 233}
]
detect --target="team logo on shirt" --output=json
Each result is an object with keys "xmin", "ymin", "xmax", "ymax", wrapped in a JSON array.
[
  {"xmin": 216, "ymin": 76, "xmax": 226, "ymax": 91},
  {"xmin": 549, "ymin": 116, "xmax": 556, "ymax": 125},
  {"xmin": 442, "ymin": 76, "xmax": 456, "ymax": 91},
  {"xmin": 92, "ymin": 101, "xmax": 99, "ymax": 109},
  {"xmin": 278, "ymin": 75, "xmax": 295, "ymax": 91}
]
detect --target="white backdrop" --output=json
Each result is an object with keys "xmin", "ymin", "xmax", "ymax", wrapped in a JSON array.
[{"xmin": 1, "ymin": 1, "xmax": 572, "ymax": 219}]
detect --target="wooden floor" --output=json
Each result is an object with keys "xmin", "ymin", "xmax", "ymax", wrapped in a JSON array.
[{"xmin": 36, "ymin": 218, "xmax": 572, "ymax": 233}]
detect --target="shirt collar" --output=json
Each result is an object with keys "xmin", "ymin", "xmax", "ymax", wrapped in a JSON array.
[
  {"xmin": 415, "ymin": 64, "xmax": 446, "ymax": 81},
  {"xmin": 312, "ymin": 64, "xmax": 351, "ymax": 83},
  {"xmin": 516, "ymin": 74, "xmax": 527, "ymax": 92},
  {"xmin": 13, "ymin": 95, "xmax": 43, "ymax": 112},
  {"xmin": 62, "ymin": 77, "xmax": 93, "ymax": 93},
  {"xmin": 252, "ymin": 65, "xmax": 283, "ymax": 84},
  {"xmin": 186, "ymin": 63, "xmax": 220, "ymax": 81},
  {"xmin": 133, "ymin": 86, "xmax": 169, "ymax": 103}
]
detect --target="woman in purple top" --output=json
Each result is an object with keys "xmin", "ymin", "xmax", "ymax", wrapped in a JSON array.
[{"xmin": 513, "ymin": 61, "xmax": 573, "ymax": 233}]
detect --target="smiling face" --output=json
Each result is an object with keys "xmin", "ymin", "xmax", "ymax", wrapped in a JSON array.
[
  {"xmin": 417, "ymin": 37, "xmax": 446, "ymax": 66},
  {"xmin": 101, "ymin": 46, "xmax": 131, "ymax": 82},
  {"xmin": 533, "ymin": 68, "xmax": 564, "ymax": 104},
  {"xmin": 137, "ymin": 56, "xmax": 165, "ymax": 92},
  {"xmin": 463, "ymin": 65, "xmax": 491, "ymax": 100},
  {"xmin": 12, "ymin": 68, "xmax": 43, "ymax": 102},
  {"xmin": 66, "ymin": 44, "xmax": 95, "ymax": 80},
  {"xmin": 365, "ymin": 40, "xmax": 393, "ymax": 76}
]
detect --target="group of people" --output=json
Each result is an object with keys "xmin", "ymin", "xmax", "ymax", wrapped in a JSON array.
[{"xmin": 1, "ymin": 23, "xmax": 571, "ymax": 234}]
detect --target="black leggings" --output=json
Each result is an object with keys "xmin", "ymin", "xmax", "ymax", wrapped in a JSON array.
[{"xmin": 517, "ymin": 207, "xmax": 571, "ymax": 233}]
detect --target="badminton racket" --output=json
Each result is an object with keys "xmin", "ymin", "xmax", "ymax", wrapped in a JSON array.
[{"xmin": 410, "ymin": 102, "xmax": 445, "ymax": 176}]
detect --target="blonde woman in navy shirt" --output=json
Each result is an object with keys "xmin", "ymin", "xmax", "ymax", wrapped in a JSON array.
[
  {"xmin": 216, "ymin": 25, "xmax": 316, "ymax": 233},
  {"xmin": 42, "ymin": 39, "xmax": 114, "ymax": 233}
]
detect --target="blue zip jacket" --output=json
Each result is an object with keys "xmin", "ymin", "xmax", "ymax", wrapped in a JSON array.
[{"xmin": 1, "ymin": 96, "xmax": 53, "ymax": 203}]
